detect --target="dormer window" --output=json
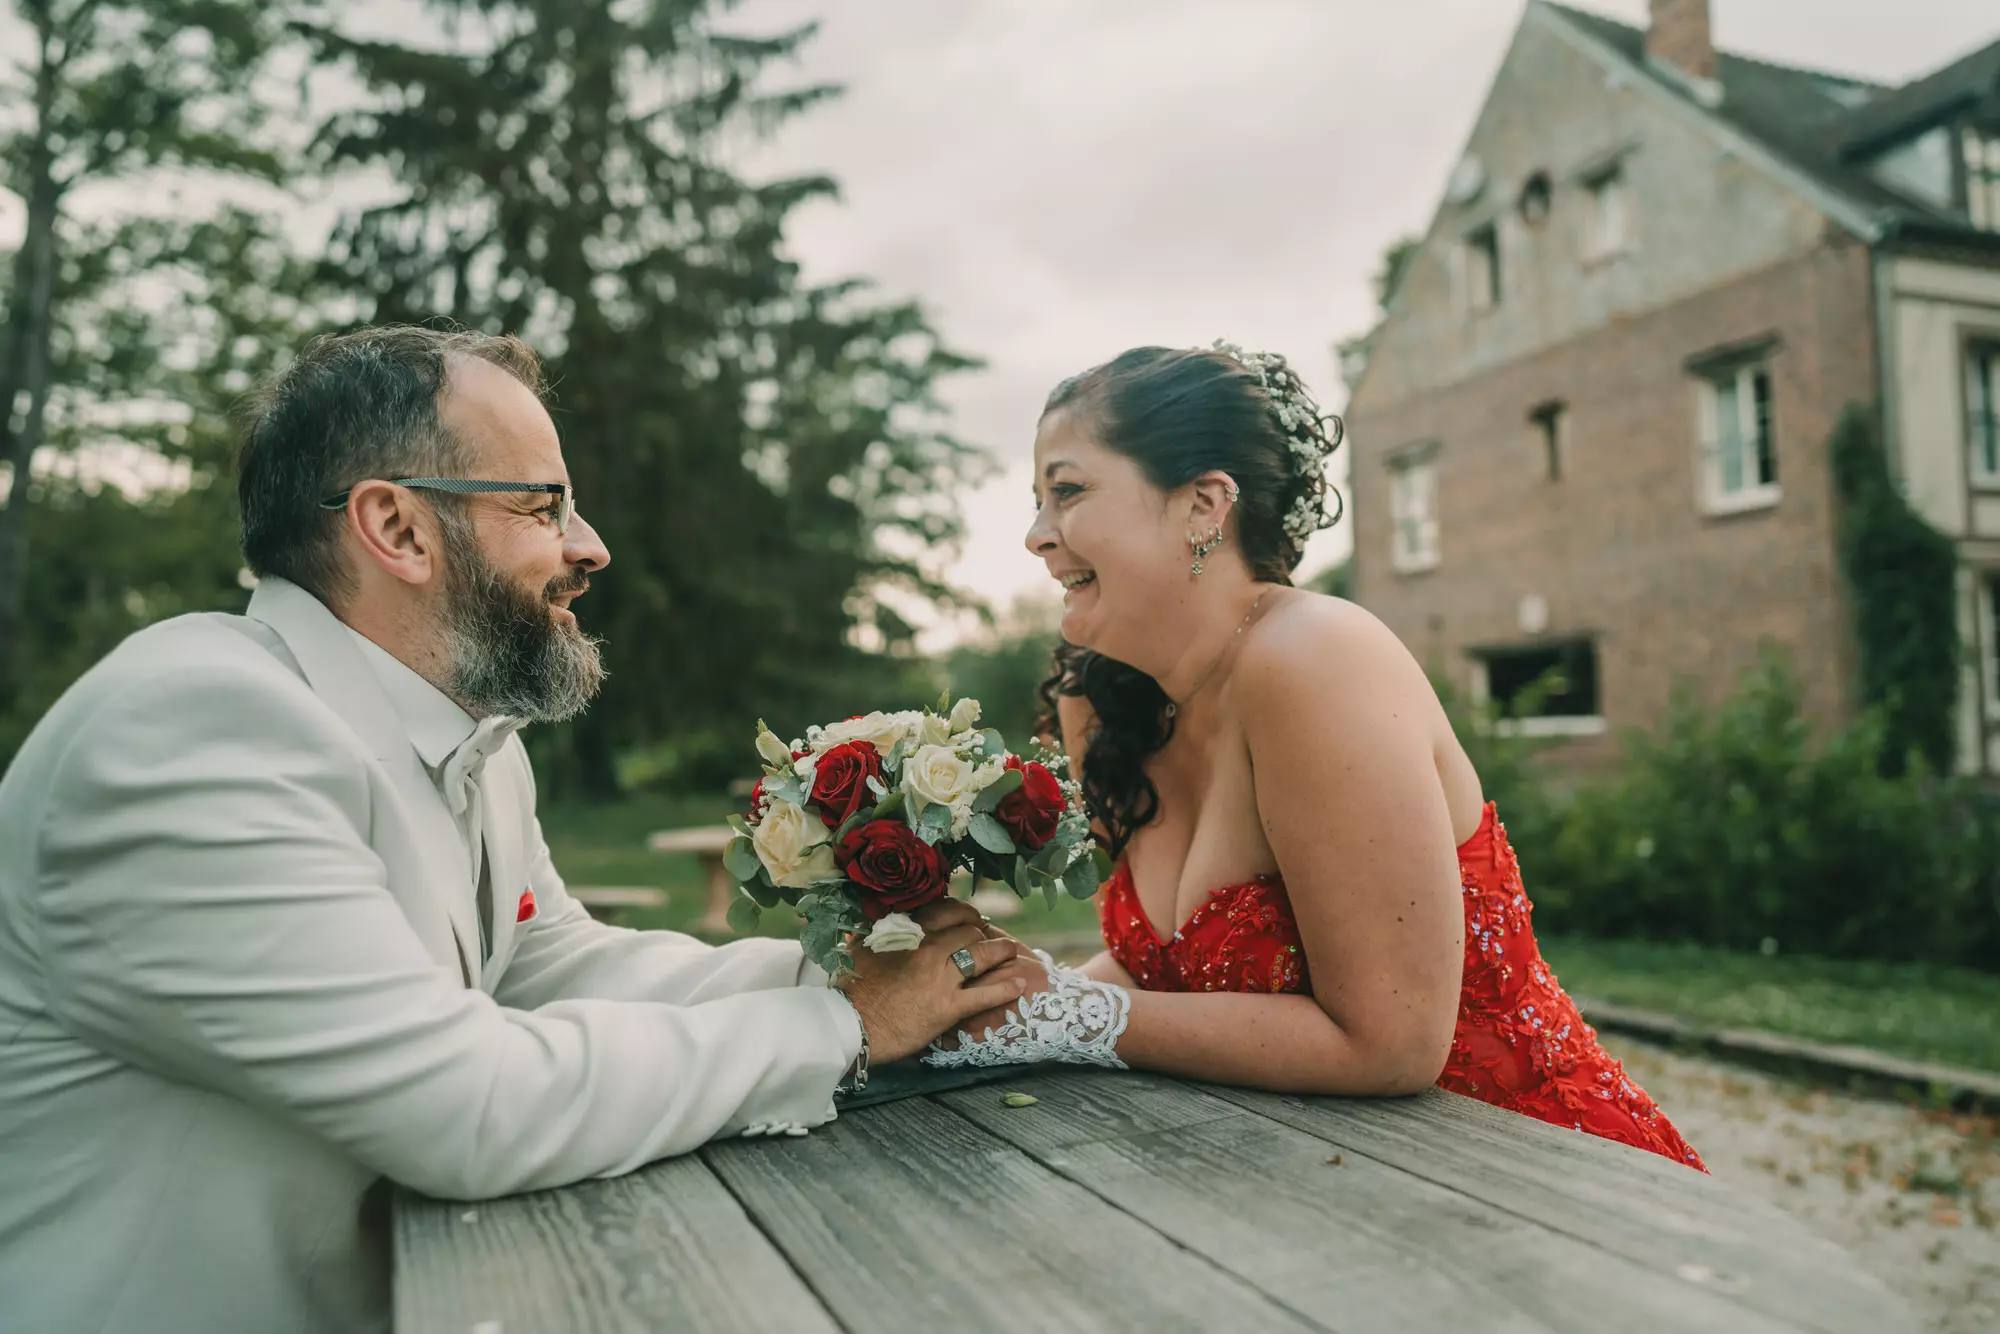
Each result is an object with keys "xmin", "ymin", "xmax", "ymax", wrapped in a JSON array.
[
  {"xmin": 1965, "ymin": 125, "xmax": 2000, "ymax": 231},
  {"xmin": 1462, "ymin": 224, "xmax": 1502, "ymax": 315}
]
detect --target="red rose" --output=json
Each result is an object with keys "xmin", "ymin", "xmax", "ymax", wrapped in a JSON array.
[
  {"xmin": 995, "ymin": 755, "xmax": 1066, "ymax": 850},
  {"xmin": 837, "ymin": 819, "xmax": 950, "ymax": 919},
  {"xmin": 809, "ymin": 741, "xmax": 884, "ymax": 829}
]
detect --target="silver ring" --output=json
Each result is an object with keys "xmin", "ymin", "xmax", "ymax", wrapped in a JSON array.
[{"xmin": 950, "ymin": 948, "xmax": 979, "ymax": 981}]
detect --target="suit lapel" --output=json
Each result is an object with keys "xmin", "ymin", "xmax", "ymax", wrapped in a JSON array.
[{"xmin": 246, "ymin": 578, "xmax": 483, "ymax": 982}]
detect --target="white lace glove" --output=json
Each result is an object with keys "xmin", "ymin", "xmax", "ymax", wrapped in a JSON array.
[{"xmin": 922, "ymin": 949, "xmax": 1131, "ymax": 1070}]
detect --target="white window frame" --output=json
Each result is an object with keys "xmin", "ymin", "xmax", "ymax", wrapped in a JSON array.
[
  {"xmin": 1582, "ymin": 165, "xmax": 1632, "ymax": 263},
  {"xmin": 1695, "ymin": 360, "xmax": 1780, "ymax": 515},
  {"xmin": 1469, "ymin": 643, "xmax": 1607, "ymax": 738},
  {"xmin": 1968, "ymin": 341, "xmax": 2000, "ymax": 488},
  {"xmin": 1388, "ymin": 458, "xmax": 1440, "ymax": 574}
]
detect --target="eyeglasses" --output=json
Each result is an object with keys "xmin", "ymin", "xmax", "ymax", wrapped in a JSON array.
[{"xmin": 318, "ymin": 478, "xmax": 575, "ymax": 535}]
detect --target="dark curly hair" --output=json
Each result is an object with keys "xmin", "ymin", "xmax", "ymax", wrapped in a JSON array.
[{"xmin": 1033, "ymin": 345, "xmax": 1344, "ymax": 859}]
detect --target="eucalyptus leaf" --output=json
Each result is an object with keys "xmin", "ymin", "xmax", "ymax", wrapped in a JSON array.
[
  {"xmin": 1042, "ymin": 879, "xmax": 1058, "ymax": 910},
  {"xmin": 972, "ymin": 767, "xmax": 1023, "ymax": 813},
  {"xmin": 747, "ymin": 879, "xmax": 782, "ymax": 909},
  {"xmin": 1091, "ymin": 847, "xmax": 1114, "ymax": 881},
  {"xmin": 1062, "ymin": 851, "xmax": 1103, "ymax": 899},
  {"xmin": 871, "ymin": 791, "xmax": 907, "ymax": 824},
  {"xmin": 977, "ymin": 728, "xmax": 1006, "ymax": 759},
  {"xmin": 918, "ymin": 803, "xmax": 953, "ymax": 845},
  {"xmin": 725, "ymin": 896, "xmax": 761, "ymax": 934},
  {"xmin": 968, "ymin": 813, "xmax": 1016, "ymax": 855},
  {"xmin": 833, "ymin": 810, "xmax": 871, "ymax": 843},
  {"xmin": 726, "ymin": 813, "xmax": 752, "ymax": 837},
  {"xmin": 722, "ymin": 836, "xmax": 761, "ymax": 882}
]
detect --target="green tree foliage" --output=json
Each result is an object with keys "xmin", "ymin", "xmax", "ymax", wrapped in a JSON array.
[
  {"xmin": 0, "ymin": 0, "xmax": 292, "ymax": 706},
  {"xmin": 0, "ymin": 210, "xmax": 334, "ymax": 762},
  {"xmin": 301, "ymin": 0, "xmax": 987, "ymax": 797},
  {"xmin": 1828, "ymin": 402, "xmax": 1960, "ymax": 774}
]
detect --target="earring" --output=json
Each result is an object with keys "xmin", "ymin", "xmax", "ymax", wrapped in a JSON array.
[{"xmin": 1189, "ymin": 527, "xmax": 1223, "ymax": 576}]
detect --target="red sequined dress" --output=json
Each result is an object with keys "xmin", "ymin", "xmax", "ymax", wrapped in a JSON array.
[{"xmin": 1099, "ymin": 802, "xmax": 1707, "ymax": 1170}]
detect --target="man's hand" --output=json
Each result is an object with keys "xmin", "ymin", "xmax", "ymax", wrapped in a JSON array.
[{"xmin": 837, "ymin": 899, "xmax": 1030, "ymax": 1064}]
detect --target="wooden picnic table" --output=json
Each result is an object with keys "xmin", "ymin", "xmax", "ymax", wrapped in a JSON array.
[{"xmin": 393, "ymin": 1067, "xmax": 1917, "ymax": 1333}]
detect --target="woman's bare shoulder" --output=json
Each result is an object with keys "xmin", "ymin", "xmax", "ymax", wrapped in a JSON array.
[{"xmin": 1235, "ymin": 589, "xmax": 1428, "ymax": 705}]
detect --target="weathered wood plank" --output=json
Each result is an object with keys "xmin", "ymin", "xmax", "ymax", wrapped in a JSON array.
[
  {"xmin": 393, "ymin": 1154, "xmax": 836, "ymax": 1334},
  {"xmin": 1205, "ymin": 1082, "xmax": 1919, "ymax": 1334},
  {"xmin": 940, "ymin": 1070, "xmax": 1821, "ymax": 1334},
  {"xmin": 700, "ymin": 1093, "xmax": 1319, "ymax": 1333}
]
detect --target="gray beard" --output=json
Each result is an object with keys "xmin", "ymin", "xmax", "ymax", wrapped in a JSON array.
[{"xmin": 439, "ymin": 526, "xmax": 605, "ymax": 723}]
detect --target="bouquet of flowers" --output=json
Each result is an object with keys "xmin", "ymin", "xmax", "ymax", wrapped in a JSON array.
[{"xmin": 722, "ymin": 694, "xmax": 1110, "ymax": 976}]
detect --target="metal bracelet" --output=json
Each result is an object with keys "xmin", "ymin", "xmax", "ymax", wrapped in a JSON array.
[{"xmin": 833, "ymin": 987, "xmax": 870, "ymax": 1096}]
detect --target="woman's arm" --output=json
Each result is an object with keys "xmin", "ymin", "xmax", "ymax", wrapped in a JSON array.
[{"xmin": 1094, "ymin": 601, "xmax": 1464, "ymax": 1096}]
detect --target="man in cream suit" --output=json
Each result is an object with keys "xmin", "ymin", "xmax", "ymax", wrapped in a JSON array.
[{"xmin": 0, "ymin": 326, "xmax": 1030, "ymax": 1334}]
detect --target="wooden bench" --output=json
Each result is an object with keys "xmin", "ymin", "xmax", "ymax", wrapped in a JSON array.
[
  {"xmin": 646, "ymin": 825, "xmax": 738, "ymax": 934},
  {"xmin": 569, "ymin": 886, "xmax": 671, "ymax": 918}
]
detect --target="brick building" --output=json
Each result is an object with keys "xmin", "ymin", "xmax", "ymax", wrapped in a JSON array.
[{"xmin": 1344, "ymin": 1, "xmax": 2000, "ymax": 774}]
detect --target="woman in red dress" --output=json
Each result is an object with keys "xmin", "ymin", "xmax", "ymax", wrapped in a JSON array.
[{"xmin": 928, "ymin": 344, "xmax": 1703, "ymax": 1170}]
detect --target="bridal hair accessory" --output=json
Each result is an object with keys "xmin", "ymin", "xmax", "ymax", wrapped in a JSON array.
[{"xmin": 1208, "ymin": 340, "xmax": 1345, "ymax": 546}]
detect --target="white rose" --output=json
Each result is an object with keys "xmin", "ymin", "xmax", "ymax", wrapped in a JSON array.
[
  {"xmin": 812, "ymin": 710, "xmax": 917, "ymax": 758},
  {"xmin": 752, "ymin": 799, "xmax": 837, "ymax": 889},
  {"xmin": 862, "ymin": 912, "xmax": 925, "ymax": 953},
  {"xmin": 948, "ymin": 697, "xmax": 981, "ymax": 733},
  {"xmin": 903, "ymin": 743, "xmax": 975, "ymax": 812},
  {"xmin": 917, "ymin": 713, "xmax": 952, "ymax": 748},
  {"xmin": 755, "ymin": 724, "xmax": 792, "ymax": 770}
]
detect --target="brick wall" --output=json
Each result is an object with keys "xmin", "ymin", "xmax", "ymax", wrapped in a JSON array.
[{"xmin": 1348, "ymin": 238, "xmax": 1877, "ymax": 764}]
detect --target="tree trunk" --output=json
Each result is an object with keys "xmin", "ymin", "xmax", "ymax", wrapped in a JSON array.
[{"xmin": 0, "ymin": 23, "xmax": 64, "ymax": 707}]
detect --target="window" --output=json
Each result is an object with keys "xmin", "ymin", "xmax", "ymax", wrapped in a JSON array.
[
  {"xmin": 1518, "ymin": 171, "xmax": 1553, "ymax": 228},
  {"xmin": 1463, "ymin": 224, "xmax": 1501, "ymax": 314},
  {"xmin": 1582, "ymin": 166, "xmax": 1631, "ymax": 261},
  {"xmin": 1389, "ymin": 458, "xmax": 1440, "ymax": 573},
  {"xmin": 1965, "ymin": 126, "xmax": 2000, "ymax": 231},
  {"xmin": 1475, "ymin": 640, "xmax": 1604, "ymax": 737},
  {"xmin": 1986, "ymin": 574, "xmax": 2000, "ymax": 709},
  {"xmin": 1530, "ymin": 401, "xmax": 1566, "ymax": 481},
  {"xmin": 1969, "ymin": 341, "xmax": 2000, "ymax": 486},
  {"xmin": 1697, "ymin": 360, "xmax": 1778, "ymax": 513}
]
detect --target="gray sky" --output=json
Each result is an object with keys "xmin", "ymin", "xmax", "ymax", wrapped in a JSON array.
[{"xmin": 726, "ymin": 0, "xmax": 1996, "ymax": 636}]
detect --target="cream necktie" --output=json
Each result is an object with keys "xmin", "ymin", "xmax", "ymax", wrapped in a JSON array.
[{"xmin": 439, "ymin": 715, "xmax": 524, "ymax": 959}]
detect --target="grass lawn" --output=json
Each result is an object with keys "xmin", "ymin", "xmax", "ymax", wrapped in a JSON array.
[
  {"xmin": 539, "ymin": 794, "xmax": 1107, "ymax": 945},
  {"xmin": 1541, "ymin": 935, "xmax": 2000, "ymax": 1076}
]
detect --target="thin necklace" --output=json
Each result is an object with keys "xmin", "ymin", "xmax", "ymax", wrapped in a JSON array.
[{"xmin": 1164, "ymin": 588, "xmax": 1273, "ymax": 720}]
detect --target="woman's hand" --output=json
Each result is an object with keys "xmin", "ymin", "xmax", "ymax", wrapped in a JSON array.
[{"xmin": 930, "ymin": 949, "xmax": 1052, "ymax": 1051}]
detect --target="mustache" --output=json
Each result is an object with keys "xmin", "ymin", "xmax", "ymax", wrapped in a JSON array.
[{"xmin": 545, "ymin": 568, "xmax": 591, "ymax": 600}]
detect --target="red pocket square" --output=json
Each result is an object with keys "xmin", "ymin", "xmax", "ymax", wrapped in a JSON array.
[{"xmin": 515, "ymin": 890, "xmax": 537, "ymax": 923}]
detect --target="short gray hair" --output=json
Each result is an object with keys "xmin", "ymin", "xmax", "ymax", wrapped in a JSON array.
[{"xmin": 236, "ymin": 325, "xmax": 546, "ymax": 603}]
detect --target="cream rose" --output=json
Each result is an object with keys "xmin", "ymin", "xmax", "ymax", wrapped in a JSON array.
[
  {"xmin": 811, "ymin": 710, "xmax": 917, "ymax": 758},
  {"xmin": 917, "ymin": 713, "xmax": 952, "ymax": 748},
  {"xmin": 947, "ymin": 697, "xmax": 982, "ymax": 734},
  {"xmin": 755, "ymin": 723, "xmax": 793, "ymax": 769},
  {"xmin": 751, "ymin": 798, "xmax": 838, "ymax": 889},
  {"xmin": 903, "ymin": 743, "xmax": 976, "ymax": 812},
  {"xmin": 862, "ymin": 912, "xmax": 925, "ymax": 953}
]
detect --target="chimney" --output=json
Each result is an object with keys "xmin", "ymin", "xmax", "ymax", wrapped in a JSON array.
[{"xmin": 1647, "ymin": 0, "xmax": 1718, "ymax": 84}]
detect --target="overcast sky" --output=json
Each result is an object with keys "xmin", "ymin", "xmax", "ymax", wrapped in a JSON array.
[{"xmin": 723, "ymin": 0, "xmax": 1996, "ymax": 636}]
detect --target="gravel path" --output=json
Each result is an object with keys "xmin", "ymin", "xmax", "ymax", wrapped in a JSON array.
[{"xmin": 1607, "ymin": 1036, "xmax": 1999, "ymax": 1333}]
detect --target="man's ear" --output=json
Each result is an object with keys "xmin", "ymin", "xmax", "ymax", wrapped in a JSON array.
[{"xmin": 343, "ymin": 481, "xmax": 443, "ymax": 588}]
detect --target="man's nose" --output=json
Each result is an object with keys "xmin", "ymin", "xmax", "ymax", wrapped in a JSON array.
[{"xmin": 565, "ymin": 512, "xmax": 610, "ymax": 571}]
